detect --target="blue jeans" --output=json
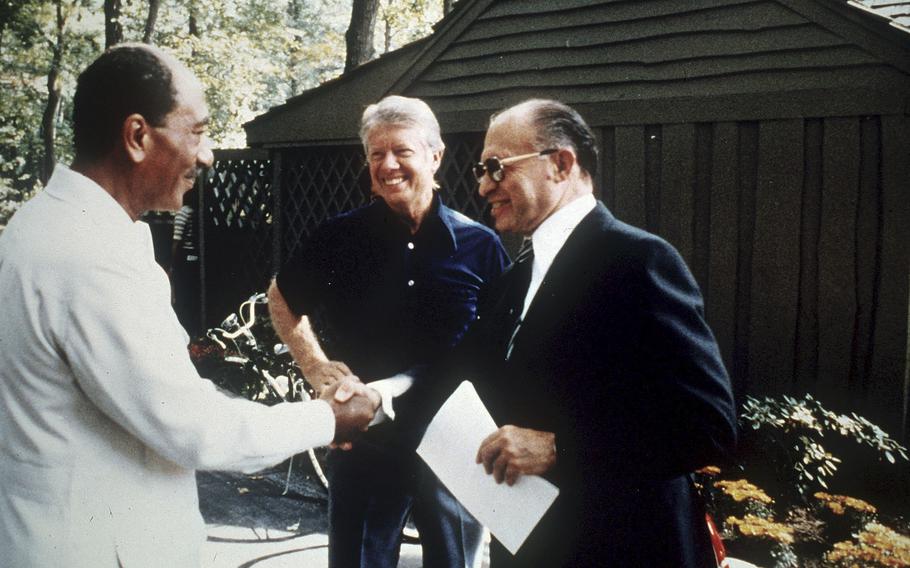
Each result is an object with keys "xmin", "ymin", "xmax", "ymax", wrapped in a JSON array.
[{"xmin": 327, "ymin": 445, "xmax": 484, "ymax": 568}]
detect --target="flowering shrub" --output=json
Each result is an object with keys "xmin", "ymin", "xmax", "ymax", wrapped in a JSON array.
[
  {"xmin": 825, "ymin": 523, "xmax": 910, "ymax": 567},
  {"xmin": 726, "ymin": 515, "xmax": 795, "ymax": 544},
  {"xmin": 716, "ymin": 480, "xmax": 774, "ymax": 505},
  {"xmin": 696, "ymin": 394, "xmax": 909, "ymax": 567},
  {"xmin": 814, "ymin": 492, "xmax": 877, "ymax": 517}
]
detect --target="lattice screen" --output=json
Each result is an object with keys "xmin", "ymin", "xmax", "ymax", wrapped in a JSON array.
[
  {"xmin": 280, "ymin": 145, "xmax": 370, "ymax": 262},
  {"xmin": 437, "ymin": 134, "xmax": 487, "ymax": 219},
  {"xmin": 201, "ymin": 154, "xmax": 274, "ymax": 325},
  {"xmin": 198, "ymin": 134, "xmax": 489, "ymax": 325},
  {"xmin": 205, "ymin": 157, "xmax": 273, "ymax": 231}
]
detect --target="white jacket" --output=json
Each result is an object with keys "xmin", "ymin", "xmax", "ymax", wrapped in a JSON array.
[{"xmin": 0, "ymin": 165, "xmax": 335, "ymax": 567}]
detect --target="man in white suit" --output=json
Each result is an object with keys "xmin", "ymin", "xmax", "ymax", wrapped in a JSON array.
[{"xmin": 0, "ymin": 43, "xmax": 378, "ymax": 567}]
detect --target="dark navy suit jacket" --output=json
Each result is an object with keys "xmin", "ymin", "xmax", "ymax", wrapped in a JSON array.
[{"xmin": 400, "ymin": 201, "xmax": 737, "ymax": 567}]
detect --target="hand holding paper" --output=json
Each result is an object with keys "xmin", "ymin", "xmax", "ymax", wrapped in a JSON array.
[
  {"xmin": 417, "ymin": 381, "xmax": 559, "ymax": 555},
  {"xmin": 477, "ymin": 425, "xmax": 557, "ymax": 485}
]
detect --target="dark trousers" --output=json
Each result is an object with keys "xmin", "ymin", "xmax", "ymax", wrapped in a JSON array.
[{"xmin": 327, "ymin": 444, "xmax": 484, "ymax": 568}]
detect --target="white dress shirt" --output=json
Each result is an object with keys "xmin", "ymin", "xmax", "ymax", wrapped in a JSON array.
[
  {"xmin": 0, "ymin": 165, "xmax": 336, "ymax": 567},
  {"xmin": 520, "ymin": 193, "xmax": 597, "ymax": 318}
]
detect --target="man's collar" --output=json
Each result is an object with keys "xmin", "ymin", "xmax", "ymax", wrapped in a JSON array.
[
  {"xmin": 371, "ymin": 192, "xmax": 458, "ymax": 251},
  {"xmin": 45, "ymin": 164, "xmax": 136, "ymax": 230},
  {"xmin": 530, "ymin": 193, "xmax": 596, "ymax": 270},
  {"xmin": 433, "ymin": 193, "xmax": 461, "ymax": 251}
]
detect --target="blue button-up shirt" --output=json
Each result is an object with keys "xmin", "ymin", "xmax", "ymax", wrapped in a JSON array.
[{"xmin": 276, "ymin": 195, "xmax": 508, "ymax": 382}]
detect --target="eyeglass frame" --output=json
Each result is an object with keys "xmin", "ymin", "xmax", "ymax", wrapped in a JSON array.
[{"xmin": 472, "ymin": 148, "xmax": 557, "ymax": 183}]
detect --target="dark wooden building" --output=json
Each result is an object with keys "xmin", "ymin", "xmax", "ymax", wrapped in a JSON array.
[{"xmin": 238, "ymin": 0, "xmax": 910, "ymax": 439}]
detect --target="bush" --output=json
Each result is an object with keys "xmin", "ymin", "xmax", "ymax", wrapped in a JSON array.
[{"xmin": 697, "ymin": 394, "xmax": 909, "ymax": 568}]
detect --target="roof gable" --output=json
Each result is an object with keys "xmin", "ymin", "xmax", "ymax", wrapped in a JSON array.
[{"xmin": 245, "ymin": 0, "xmax": 910, "ymax": 147}]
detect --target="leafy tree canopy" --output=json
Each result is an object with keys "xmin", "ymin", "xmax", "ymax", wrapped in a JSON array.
[{"xmin": 0, "ymin": 0, "xmax": 442, "ymax": 226}]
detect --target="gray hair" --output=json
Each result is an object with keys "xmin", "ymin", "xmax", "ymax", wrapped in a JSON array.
[{"xmin": 359, "ymin": 96, "xmax": 445, "ymax": 153}]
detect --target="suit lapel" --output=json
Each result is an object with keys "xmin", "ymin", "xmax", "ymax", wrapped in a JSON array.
[{"xmin": 506, "ymin": 202, "xmax": 615, "ymax": 361}]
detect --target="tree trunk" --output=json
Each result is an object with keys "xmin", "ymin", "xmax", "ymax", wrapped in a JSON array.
[
  {"xmin": 41, "ymin": 0, "xmax": 66, "ymax": 184},
  {"xmin": 104, "ymin": 0, "xmax": 122, "ymax": 48},
  {"xmin": 142, "ymin": 0, "xmax": 160, "ymax": 43},
  {"xmin": 443, "ymin": 0, "xmax": 454, "ymax": 15},
  {"xmin": 287, "ymin": 0, "xmax": 300, "ymax": 94},
  {"xmin": 344, "ymin": 0, "xmax": 378, "ymax": 72},
  {"xmin": 188, "ymin": 0, "xmax": 199, "ymax": 37},
  {"xmin": 383, "ymin": 12, "xmax": 391, "ymax": 54}
]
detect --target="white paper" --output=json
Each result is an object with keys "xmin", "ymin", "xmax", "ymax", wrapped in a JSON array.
[{"xmin": 416, "ymin": 381, "xmax": 559, "ymax": 555}]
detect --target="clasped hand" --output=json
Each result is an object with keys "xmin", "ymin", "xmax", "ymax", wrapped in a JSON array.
[
  {"xmin": 318, "ymin": 378, "xmax": 380, "ymax": 449},
  {"xmin": 306, "ymin": 359, "xmax": 357, "ymax": 396},
  {"xmin": 476, "ymin": 425, "xmax": 556, "ymax": 486}
]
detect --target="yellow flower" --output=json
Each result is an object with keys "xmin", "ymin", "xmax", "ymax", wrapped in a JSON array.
[
  {"xmin": 726, "ymin": 514, "xmax": 795, "ymax": 545},
  {"xmin": 814, "ymin": 492, "xmax": 877, "ymax": 516},
  {"xmin": 716, "ymin": 479, "xmax": 773, "ymax": 505},
  {"xmin": 825, "ymin": 523, "xmax": 910, "ymax": 567}
]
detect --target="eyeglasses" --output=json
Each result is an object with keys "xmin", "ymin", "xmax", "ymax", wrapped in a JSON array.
[{"xmin": 472, "ymin": 149, "xmax": 556, "ymax": 183}]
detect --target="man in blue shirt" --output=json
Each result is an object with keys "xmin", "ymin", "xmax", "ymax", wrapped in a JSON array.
[{"xmin": 269, "ymin": 96, "xmax": 508, "ymax": 568}]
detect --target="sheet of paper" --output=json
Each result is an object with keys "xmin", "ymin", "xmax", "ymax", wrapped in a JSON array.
[{"xmin": 416, "ymin": 380, "xmax": 559, "ymax": 555}]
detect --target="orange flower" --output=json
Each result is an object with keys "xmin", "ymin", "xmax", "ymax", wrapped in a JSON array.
[
  {"xmin": 726, "ymin": 515, "xmax": 795, "ymax": 544},
  {"xmin": 716, "ymin": 480, "xmax": 773, "ymax": 505},
  {"xmin": 825, "ymin": 523, "xmax": 910, "ymax": 567},
  {"xmin": 814, "ymin": 492, "xmax": 877, "ymax": 516}
]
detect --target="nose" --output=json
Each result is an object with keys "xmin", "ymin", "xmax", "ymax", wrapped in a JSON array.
[
  {"xmin": 378, "ymin": 151, "xmax": 399, "ymax": 171},
  {"xmin": 477, "ymin": 175, "xmax": 495, "ymax": 198},
  {"xmin": 197, "ymin": 136, "xmax": 214, "ymax": 169}
]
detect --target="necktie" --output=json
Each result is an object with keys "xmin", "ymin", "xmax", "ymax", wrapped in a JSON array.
[{"xmin": 505, "ymin": 238, "xmax": 534, "ymax": 360}]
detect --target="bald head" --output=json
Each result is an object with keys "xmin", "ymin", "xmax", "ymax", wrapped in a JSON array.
[
  {"xmin": 73, "ymin": 43, "xmax": 194, "ymax": 164},
  {"xmin": 492, "ymin": 99, "xmax": 599, "ymax": 181}
]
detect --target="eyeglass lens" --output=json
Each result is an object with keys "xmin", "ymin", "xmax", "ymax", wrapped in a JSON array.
[
  {"xmin": 472, "ymin": 158, "xmax": 504, "ymax": 183},
  {"xmin": 472, "ymin": 149, "xmax": 557, "ymax": 183}
]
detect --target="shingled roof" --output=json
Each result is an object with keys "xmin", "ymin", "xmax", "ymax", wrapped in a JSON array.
[
  {"xmin": 854, "ymin": 0, "xmax": 910, "ymax": 27},
  {"xmin": 244, "ymin": 0, "xmax": 910, "ymax": 147}
]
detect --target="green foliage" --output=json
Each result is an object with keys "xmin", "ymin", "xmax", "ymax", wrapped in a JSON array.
[
  {"xmin": 1, "ymin": 0, "xmax": 43, "ymax": 50},
  {"xmin": 1, "ymin": 0, "xmax": 97, "ymax": 201},
  {"xmin": 739, "ymin": 393, "xmax": 909, "ymax": 499},
  {"xmin": 378, "ymin": 0, "xmax": 442, "ymax": 53},
  {"xmin": 697, "ymin": 395, "xmax": 910, "ymax": 567},
  {"xmin": 0, "ymin": 0, "xmax": 442, "ymax": 208}
]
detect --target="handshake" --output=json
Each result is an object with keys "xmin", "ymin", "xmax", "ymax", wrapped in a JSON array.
[{"xmin": 318, "ymin": 378, "xmax": 380, "ymax": 446}]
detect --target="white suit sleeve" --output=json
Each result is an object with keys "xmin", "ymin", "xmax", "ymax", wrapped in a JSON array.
[{"xmin": 61, "ymin": 253, "xmax": 335, "ymax": 474}]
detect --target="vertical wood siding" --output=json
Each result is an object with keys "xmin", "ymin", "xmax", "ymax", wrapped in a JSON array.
[{"xmin": 605, "ymin": 115, "xmax": 909, "ymax": 437}]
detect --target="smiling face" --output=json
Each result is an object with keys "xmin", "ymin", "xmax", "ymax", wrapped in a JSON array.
[
  {"xmin": 478, "ymin": 111, "xmax": 562, "ymax": 236},
  {"xmin": 138, "ymin": 68, "xmax": 213, "ymax": 213},
  {"xmin": 366, "ymin": 124, "xmax": 441, "ymax": 226}
]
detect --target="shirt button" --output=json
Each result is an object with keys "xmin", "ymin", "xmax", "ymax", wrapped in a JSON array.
[
  {"xmin": 407, "ymin": 242, "xmax": 415, "ymax": 250},
  {"xmin": 407, "ymin": 279, "xmax": 415, "ymax": 287}
]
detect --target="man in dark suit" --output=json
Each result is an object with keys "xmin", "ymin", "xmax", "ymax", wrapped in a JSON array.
[{"xmin": 400, "ymin": 99, "xmax": 737, "ymax": 567}]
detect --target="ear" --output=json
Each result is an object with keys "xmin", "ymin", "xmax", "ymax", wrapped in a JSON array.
[
  {"xmin": 122, "ymin": 113, "xmax": 151, "ymax": 164},
  {"xmin": 431, "ymin": 148, "xmax": 444, "ymax": 174},
  {"xmin": 552, "ymin": 148, "xmax": 576, "ymax": 182}
]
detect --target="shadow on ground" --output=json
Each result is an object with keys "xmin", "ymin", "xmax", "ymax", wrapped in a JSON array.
[
  {"xmin": 198, "ymin": 455, "xmax": 329, "ymax": 536},
  {"xmin": 197, "ymin": 455, "xmax": 426, "ymax": 567}
]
